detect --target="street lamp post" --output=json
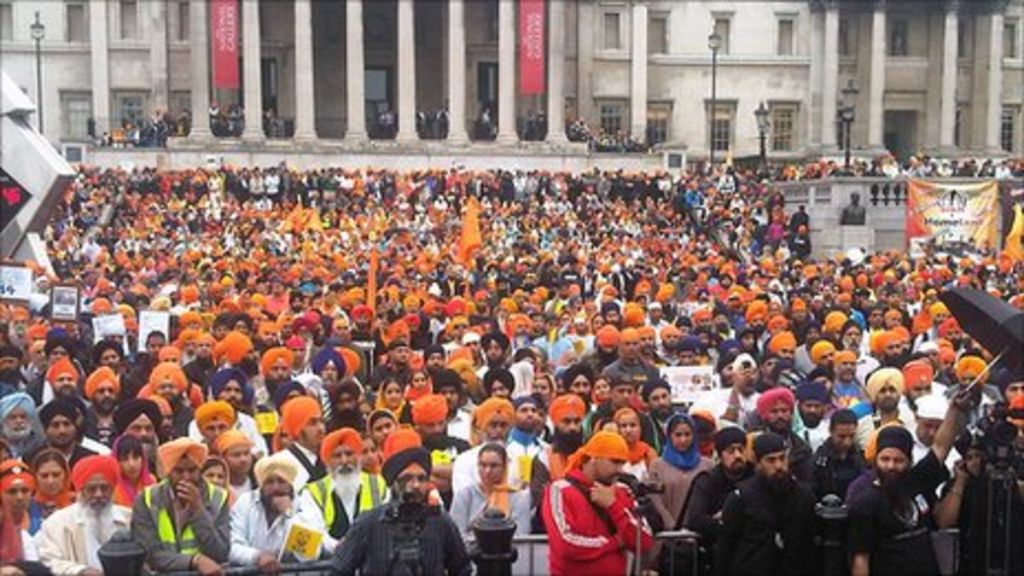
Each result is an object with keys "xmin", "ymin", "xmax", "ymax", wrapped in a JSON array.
[
  {"xmin": 30, "ymin": 12, "xmax": 45, "ymax": 134},
  {"xmin": 838, "ymin": 78, "xmax": 859, "ymax": 173},
  {"xmin": 707, "ymin": 31, "xmax": 722, "ymax": 167},
  {"xmin": 754, "ymin": 101, "xmax": 770, "ymax": 177}
]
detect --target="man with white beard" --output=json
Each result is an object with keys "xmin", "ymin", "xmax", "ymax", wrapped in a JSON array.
[
  {"xmin": 297, "ymin": 428, "xmax": 388, "ymax": 552},
  {"xmin": 0, "ymin": 392, "xmax": 44, "ymax": 459},
  {"xmin": 36, "ymin": 455, "xmax": 132, "ymax": 575}
]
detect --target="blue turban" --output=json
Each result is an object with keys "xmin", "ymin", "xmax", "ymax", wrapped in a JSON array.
[
  {"xmin": 272, "ymin": 380, "xmax": 306, "ymax": 412},
  {"xmin": 311, "ymin": 347, "xmax": 346, "ymax": 377},
  {"xmin": 209, "ymin": 368, "xmax": 253, "ymax": 406},
  {"xmin": 795, "ymin": 380, "xmax": 830, "ymax": 404},
  {"xmin": 0, "ymin": 392, "xmax": 36, "ymax": 421},
  {"xmin": 678, "ymin": 336, "xmax": 704, "ymax": 353}
]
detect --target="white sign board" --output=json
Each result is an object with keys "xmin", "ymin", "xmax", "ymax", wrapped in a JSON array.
[
  {"xmin": 92, "ymin": 314, "xmax": 126, "ymax": 342},
  {"xmin": 50, "ymin": 286, "xmax": 79, "ymax": 321},
  {"xmin": 138, "ymin": 310, "xmax": 171, "ymax": 352},
  {"xmin": 0, "ymin": 266, "xmax": 33, "ymax": 302},
  {"xmin": 661, "ymin": 365, "xmax": 719, "ymax": 405}
]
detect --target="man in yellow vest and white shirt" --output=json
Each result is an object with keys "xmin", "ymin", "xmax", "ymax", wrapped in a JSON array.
[
  {"xmin": 131, "ymin": 437, "xmax": 231, "ymax": 575},
  {"xmin": 296, "ymin": 428, "xmax": 388, "ymax": 553}
]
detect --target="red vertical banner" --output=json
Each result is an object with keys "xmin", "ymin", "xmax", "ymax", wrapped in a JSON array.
[
  {"xmin": 210, "ymin": 0, "xmax": 240, "ymax": 89},
  {"xmin": 519, "ymin": 0, "xmax": 546, "ymax": 95}
]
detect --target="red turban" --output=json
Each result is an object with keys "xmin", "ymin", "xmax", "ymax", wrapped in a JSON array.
[
  {"xmin": 0, "ymin": 460, "xmax": 34, "ymax": 493},
  {"xmin": 71, "ymin": 455, "xmax": 119, "ymax": 490},
  {"xmin": 320, "ymin": 428, "xmax": 363, "ymax": 462},
  {"xmin": 46, "ymin": 357, "xmax": 79, "ymax": 385},
  {"xmin": 756, "ymin": 388, "xmax": 795, "ymax": 420},
  {"xmin": 280, "ymin": 396, "xmax": 322, "ymax": 440},
  {"xmin": 411, "ymin": 394, "xmax": 448, "ymax": 425}
]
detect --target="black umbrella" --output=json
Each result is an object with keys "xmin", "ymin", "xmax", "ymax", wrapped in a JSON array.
[{"xmin": 939, "ymin": 288, "xmax": 1024, "ymax": 373}]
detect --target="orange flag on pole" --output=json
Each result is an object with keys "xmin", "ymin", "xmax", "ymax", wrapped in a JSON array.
[
  {"xmin": 367, "ymin": 244, "xmax": 379, "ymax": 314},
  {"xmin": 457, "ymin": 197, "xmax": 482, "ymax": 268}
]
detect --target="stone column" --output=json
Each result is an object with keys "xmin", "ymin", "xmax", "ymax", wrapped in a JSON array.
[
  {"xmin": 985, "ymin": 9, "xmax": 1004, "ymax": 153},
  {"xmin": 867, "ymin": 1, "xmax": 886, "ymax": 149},
  {"xmin": 576, "ymin": 1, "xmax": 595, "ymax": 122},
  {"xmin": 345, "ymin": 0, "xmax": 367, "ymax": 140},
  {"xmin": 939, "ymin": 3, "xmax": 958, "ymax": 149},
  {"xmin": 241, "ymin": 0, "xmax": 264, "ymax": 141},
  {"xmin": 293, "ymin": 0, "xmax": 317, "ymax": 141},
  {"xmin": 396, "ymin": 0, "xmax": 417, "ymax": 142},
  {"xmin": 496, "ymin": 0, "xmax": 517, "ymax": 144},
  {"xmin": 821, "ymin": 0, "xmax": 839, "ymax": 150},
  {"xmin": 89, "ymin": 0, "xmax": 111, "ymax": 136},
  {"xmin": 544, "ymin": 0, "xmax": 567, "ymax": 144},
  {"xmin": 629, "ymin": 1, "xmax": 648, "ymax": 142},
  {"xmin": 189, "ymin": 0, "xmax": 212, "ymax": 139},
  {"xmin": 149, "ymin": 0, "xmax": 169, "ymax": 112},
  {"xmin": 447, "ymin": 0, "xmax": 468, "ymax": 143}
]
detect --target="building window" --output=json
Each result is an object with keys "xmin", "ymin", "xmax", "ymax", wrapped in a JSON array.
[
  {"xmin": 889, "ymin": 18, "xmax": 909, "ymax": 56},
  {"xmin": 1006, "ymin": 20, "xmax": 1019, "ymax": 59},
  {"xmin": 646, "ymin": 103, "xmax": 671, "ymax": 145},
  {"xmin": 954, "ymin": 107, "xmax": 967, "ymax": 148},
  {"xmin": 119, "ymin": 0, "xmax": 138, "ymax": 40},
  {"xmin": 770, "ymin": 104, "xmax": 797, "ymax": 152},
  {"xmin": 115, "ymin": 93, "xmax": 146, "ymax": 127},
  {"xmin": 1002, "ymin": 108, "xmax": 1017, "ymax": 153},
  {"xmin": 61, "ymin": 92, "xmax": 92, "ymax": 140},
  {"xmin": 603, "ymin": 12, "xmax": 621, "ymax": 50},
  {"xmin": 0, "ymin": 3, "xmax": 14, "ymax": 42},
  {"xmin": 648, "ymin": 14, "xmax": 667, "ymax": 55},
  {"xmin": 957, "ymin": 19, "xmax": 970, "ymax": 59},
  {"xmin": 66, "ymin": 1, "xmax": 88, "ymax": 42},
  {"xmin": 777, "ymin": 18, "xmax": 794, "ymax": 56},
  {"xmin": 838, "ymin": 17, "xmax": 850, "ymax": 56},
  {"xmin": 709, "ymin": 103, "xmax": 734, "ymax": 152},
  {"xmin": 484, "ymin": 0, "xmax": 498, "ymax": 42},
  {"xmin": 599, "ymin": 101, "xmax": 625, "ymax": 135},
  {"xmin": 713, "ymin": 17, "xmax": 731, "ymax": 54},
  {"xmin": 177, "ymin": 1, "xmax": 190, "ymax": 41}
]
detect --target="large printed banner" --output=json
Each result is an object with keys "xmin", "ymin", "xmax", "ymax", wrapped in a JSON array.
[
  {"xmin": 210, "ymin": 0, "xmax": 240, "ymax": 89},
  {"xmin": 906, "ymin": 179, "xmax": 1000, "ymax": 250},
  {"xmin": 519, "ymin": 0, "xmax": 546, "ymax": 95}
]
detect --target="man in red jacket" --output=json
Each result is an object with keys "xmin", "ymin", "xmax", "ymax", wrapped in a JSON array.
[{"xmin": 542, "ymin": 430, "xmax": 655, "ymax": 575}]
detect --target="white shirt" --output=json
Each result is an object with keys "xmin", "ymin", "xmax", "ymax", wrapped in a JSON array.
[
  {"xmin": 229, "ymin": 490, "xmax": 304, "ymax": 565},
  {"xmin": 447, "ymin": 409, "xmax": 472, "ymax": 444},
  {"xmin": 277, "ymin": 443, "xmax": 320, "ymax": 492},
  {"xmin": 188, "ymin": 412, "xmax": 269, "ymax": 457},
  {"xmin": 451, "ymin": 437, "xmax": 547, "ymax": 494}
]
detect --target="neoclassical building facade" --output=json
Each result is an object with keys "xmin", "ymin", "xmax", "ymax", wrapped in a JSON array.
[{"xmin": 2, "ymin": 0, "xmax": 1023, "ymax": 159}]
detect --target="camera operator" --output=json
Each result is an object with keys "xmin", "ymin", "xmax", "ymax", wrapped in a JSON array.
[
  {"xmin": 847, "ymin": 387, "xmax": 972, "ymax": 576},
  {"xmin": 541, "ymin": 430, "xmax": 654, "ymax": 575},
  {"xmin": 933, "ymin": 403, "xmax": 1024, "ymax": 575},
  {"xmin": 331, "ymin": 428, "xmax": 471, "ymax": 576},
  {"xmin": 715, "ymin": 432, "xmax": 818, "ymax": 576}
]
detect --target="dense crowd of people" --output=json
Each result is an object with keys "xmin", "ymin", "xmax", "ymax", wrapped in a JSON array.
[{"xmin": 0, "ymin": 161, "xmax": 1022, "ymax": 575}]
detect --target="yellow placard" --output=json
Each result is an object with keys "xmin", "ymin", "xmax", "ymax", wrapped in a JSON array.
[
  {"xmin": 431, "ymin": 449, "xmax": 453, "ymax": 466},
  {"xmin": 282, "ymin": 522, "xmax": 322, "ymax": 561},
  {"xmin": 518, "ymin": 454, "xmax": 533, "ymax": 483},
  {"xmin": 255, "ymin": 411, "xmax": 279, "ymax": 435}
]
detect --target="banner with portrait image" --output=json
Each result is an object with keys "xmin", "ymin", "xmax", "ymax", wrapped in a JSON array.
[{"xmin": 905, "ymin": 179, "xmax": 1001, "ymax": 250}]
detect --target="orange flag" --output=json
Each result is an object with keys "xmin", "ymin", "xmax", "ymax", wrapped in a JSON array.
[
  {"xmin": 1004, "ymin": 203, "xmax": 1024, "ymax": 263},
  {"xmin": 367, "ymin": 246, "xmax": 379, "ymax": 314},
  {"xmin": 457, "ymin": 197, "xmax": 482, "ymax": 268}
]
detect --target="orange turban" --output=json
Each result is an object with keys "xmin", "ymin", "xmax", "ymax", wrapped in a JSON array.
[
  {"xmin": 85, "ymin": 367, "xmax": 120, "ymax": 399},
  {"xmin": 158, "ymin": 345, "xmax": 182, "ymax": 363},
  {"xmin": 659, "ymin": 325, "xmax": 682, "ymax": 341},
  {"xmin": 884, "ymin": 309, "xmax": 904, "ymax": 324},
  {"xmin": 214, "ymin": 430, "xmax": 253, "ymax": 454},
  {"xmin": 891, "ymin": 326, "xmax": 911, "ymax": 343},
  {"xmin": 768, "ymin": 332, "xmax": 797, "ymax": 355},
  {"xmin": 473, "ymin": 397, "xmax": 515, "ymax": 430},
  {"xmin": 810, "ymin": 341, "xmax": 837, "ymax": 365},
  {"xmin": 790, "ymin": 298, "xmax": 807, "ymax": 313},
  {"xmin": 692, "ymin": 308, "xmax": 712, "ymax": 323},
  {"xmin": 339, "ymin": 348, "xmax": 362, "ymax": 377},
  {"xmin": 280, "ymin": 396, "xmax": 322, "ymax": 440},
  {"xmin": 0, "ymin": 460, "xmax": 34, "ymax": 493},
  {"xmin": 216, "ymin": 331, "xmax": 254, "ymax": 365},
  {"xmin": 834, "ymin": 350, "xmax": 857, "ymax": 365},
  {"xmin": 158, "ymin": 438, "xmax": 208, "ymax": 474},
  {"xmin": 549, "ymin": 394, "xmax": 586, "ymax": 426},
  {"xmin": 148, "ymin": 362, "xmax": 187, "ymax": 392},
  {"xmin": 955, "ymin": 356, "xmax": 988, "ymax": 382},
  {"xmin": 566, "ymin": 431, "xmax": 629, "ymax": 472},
  {"xmin": 871, "ymin": 330, "xmax": 896, "ymax": 357},
  {"xmin": 320, "ymin": 428, "xmax": 363, "ymax": 462},
  {"xmin": 412, "ymin": 394, "xmax": 448, "ymax": 426},
  {"xmin": 745, "ymin": 301, "xmax": 768, "ymax": 324},
  {"xmin": 46, "ymin": 357, "xmax": 79, "ymax": 385},
  {"xmin": 767, "ymin": 315, "xmax": 789, "ymax": 333},
  {"xmin": 595, "ymin": 326, "xmax": 621, "ymax": 348},
  {"xmin": 180, "ymin": 311, "xmax": 203, "ymax": 329},
  {"xmin": 620, "ymin": 328, "xmax": 641, "ymax": 344},
  {"xmin": 261, "ymin": 347, "xmax": 294, "ymax": 376},
  {"xmin": 823, "ymin": 311, "xmax": 848, "ymax": 335},
  {"xmin": 623, "ymin": 304, "xmax": 645, "ymax": 328},
  {"xmin": 902, "ymin": 360, "xmax": 935, "ymax": 390},
  {"xmin": 71, "ymin": 455, "xmax": 119, "ymax": 490},
  {"xmin": 194, "ymin": 400, "xmax": 236, "ymax": 430}
]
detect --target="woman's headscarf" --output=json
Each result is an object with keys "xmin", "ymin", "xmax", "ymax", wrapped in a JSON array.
[
  {"xmin": 613, "ymin": 407, "xmax": 655, "ymax": 465},
  {"xmin": 660, "ymin": 414, "xmax": 702, "ymax": 471},
  {"xmin": 111, "ymin": 434, "xmax": 155, "ymax": 508},
  {"xmin": 374, "ymin": 380, "xmax": 407, "ymax": 421},
  {"xmin": 30, "ymin": 449, "xmax": 74, "ymax": 511}
]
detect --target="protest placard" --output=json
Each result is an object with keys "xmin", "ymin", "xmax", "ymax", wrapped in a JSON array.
[{"xmin": 661, "ymin": 365, "xmax": 718, "ymax": 405}]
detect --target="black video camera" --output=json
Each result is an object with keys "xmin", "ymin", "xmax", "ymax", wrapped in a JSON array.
[
  {"xmin": 617, "ymin": 474, "xmax": 666, "ymax": 499},
  {"xmin": 971, "ymin": 401, "xmax": 1024, "ymax": 473}
]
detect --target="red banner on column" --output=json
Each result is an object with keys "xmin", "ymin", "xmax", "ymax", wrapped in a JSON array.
[
  {"xmin": 210, "ymin": 0, "xmax": 240, "ymax": 89},
  {"xmin": 519, "ymin": 0, "xmax": 546, "ymax": 95}
]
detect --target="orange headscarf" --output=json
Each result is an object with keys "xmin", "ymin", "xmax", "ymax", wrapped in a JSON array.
[
  {"xmin": 566, "ymin": 431, "xmax": 630, "ymax": 472},
  {"xmin": 613, "ymin": 408, "xmax": 656, "ymax": 465}
]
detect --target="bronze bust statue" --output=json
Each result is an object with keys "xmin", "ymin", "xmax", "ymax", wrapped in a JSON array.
[{"xmin": 841, "ymin": 192, "xmax": 866, "ymax": 226}]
